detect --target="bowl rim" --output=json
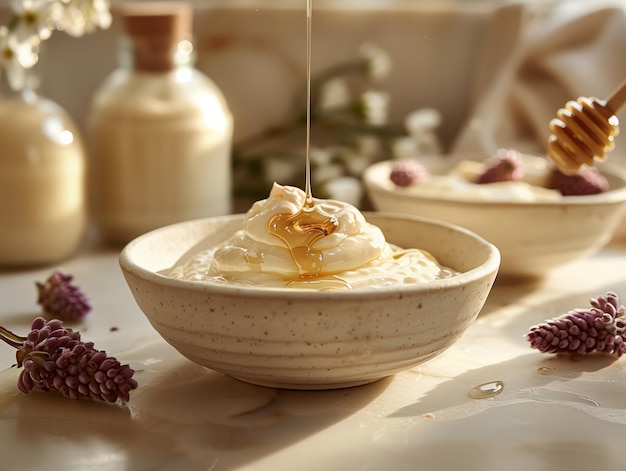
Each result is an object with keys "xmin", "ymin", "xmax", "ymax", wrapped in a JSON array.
[
  {"xmin": 119, "ymin": 212, "xmax": 501, "ymax": 300},
  {"xmin": 363, "ymin": 159, "xmax": 626, "ymax": 208}
]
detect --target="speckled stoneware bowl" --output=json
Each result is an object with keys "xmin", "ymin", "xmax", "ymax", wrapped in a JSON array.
[
  {"xmin": 119, "ymin": 213, "xmax": 500, "ymax": 390},
  {"xmin": 364, "ymin": 159, "xmax": 626, "ymax": 279}
]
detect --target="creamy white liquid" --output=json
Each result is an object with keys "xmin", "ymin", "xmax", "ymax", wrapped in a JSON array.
[
  {"xmin": 0, "ymin": 98, "xmax": 86, "ymax": 265},
  {"xmin": 169, "ymin": 184, "xmax": 455, "ymax": 290},
  {"xmin": 88, "ymin": 68, "xmax": 233, "ymax": 244}
]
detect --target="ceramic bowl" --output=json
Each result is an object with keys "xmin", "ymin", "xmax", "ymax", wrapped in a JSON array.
[
  {"xmin": 119, "ymin": 213, "xmax": 500, "ymax": 390},
  {"xmin": 363, "ymin": 158, "xmax": 626, "ymax": 278}
]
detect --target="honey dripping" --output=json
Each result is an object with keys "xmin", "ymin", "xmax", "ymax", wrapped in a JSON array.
[{"xmin": 268, "ymin": 0, "xmax": 339, "ymax": 280}]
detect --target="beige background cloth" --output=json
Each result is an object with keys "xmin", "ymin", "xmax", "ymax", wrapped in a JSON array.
[{"xmin": 452, "ymin": 1, "xmax": 626, "ymax": 168}]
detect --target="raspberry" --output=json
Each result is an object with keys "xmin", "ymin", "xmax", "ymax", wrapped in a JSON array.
[
  {"xmin": 389, "ymin": 159, "xmax": 430, "ymax": 187},
  {"xmin": 549, "ymin": 167, "xmax": 609, "ymax": 196},
  {"xmin": 475, "ymin": 149, "xmax": 523, "ymax": 184}
]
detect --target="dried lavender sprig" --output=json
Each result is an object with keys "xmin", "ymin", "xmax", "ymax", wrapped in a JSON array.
[
  {"xmin": 1, "ymin": 317, "xmax": 137, "ymax": 403},
  {"xmin": 526, "ymin": 291, "xmax": 626, "ymax": 356},
  {"xmin": 36, "ymin": 271, "xmax": 91, "ymax": 321}
]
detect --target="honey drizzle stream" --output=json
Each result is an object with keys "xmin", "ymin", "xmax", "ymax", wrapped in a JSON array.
[
  {"xmin": 304, "ymin": 0, "xmax": 313, "ymax": 206},
  {"xmin": 268, "ymin": 0, "xmax": 339, "ymax": 279}
]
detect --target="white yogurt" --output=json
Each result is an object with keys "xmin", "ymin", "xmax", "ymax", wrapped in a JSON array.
[{"xmin": 169, "ymin": 184, "xmax": 455, "ymax": 289}]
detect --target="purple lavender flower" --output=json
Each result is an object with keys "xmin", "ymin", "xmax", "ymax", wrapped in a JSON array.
[
  {"xmin": 548, "ymin": 167, "xmax": 609, "ymax": 196},
  {"xmin": 389, "ymin": 159, "xmax": 430, "ymax": 187},
  {"xmin": 475, "ymin": 148, "xmax": 523, "ymax": 184},
  {"xmin": 2, "ymin": 317, "xmax": 138, "ymax": 403},
  {"xmin": 526, "ymin": 292, "xmax": 626, "ymax": 356},
  {"xmin": 36, "ymin": 271, "xmax": 91, "ymax": 321}
]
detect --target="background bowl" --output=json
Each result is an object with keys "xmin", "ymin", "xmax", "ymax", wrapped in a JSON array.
[
  {"xmin": 120, "ymin": 213, "xmax": 500, "ymax": 390},
  {"xmin": 363, "ymin": 158, "xmax": 626, "ymax": 278}
]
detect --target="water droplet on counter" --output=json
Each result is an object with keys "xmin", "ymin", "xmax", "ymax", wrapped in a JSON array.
[
  {"xmin": 469, "ymin": 380, "xmax": 505, "ymax": 399},
  {"xmin": 537, "ymin": 367, "xmax": 554, "ymax": 375}
]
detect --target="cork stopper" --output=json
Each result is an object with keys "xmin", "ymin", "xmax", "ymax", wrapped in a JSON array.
[{"xmin": 118, "ymin": 2, "xmax": 193, "ymax": 72}]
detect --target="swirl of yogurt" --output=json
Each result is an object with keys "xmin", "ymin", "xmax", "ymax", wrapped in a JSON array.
[
  {"xmin": 169, "ymin": 183, "xmax": 452, "ymax": 289},
  {"xmin": 242, "ymin": 183, "xmax": 386, "ymax": 276}
]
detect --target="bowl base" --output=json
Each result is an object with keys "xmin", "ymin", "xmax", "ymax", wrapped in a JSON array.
[{"xmin": 229, "ymin": 374, "xmax": 389, "ymax": 390}]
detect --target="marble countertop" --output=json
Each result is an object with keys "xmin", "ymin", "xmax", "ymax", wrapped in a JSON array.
[{"xmin": 1, "ymin": 239, "xmax": 626, "ymax": 471}]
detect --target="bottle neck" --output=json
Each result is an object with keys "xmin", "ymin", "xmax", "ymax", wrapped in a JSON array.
[{"xmin": 118, "ymin": 35, "xmax": 196, "ymax": 73}]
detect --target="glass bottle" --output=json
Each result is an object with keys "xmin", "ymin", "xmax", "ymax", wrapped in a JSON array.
[
  {"xmin": 0, "ymin": 71, "xmax": 87, "ymax": 266},
  {"xmin": 87, "ymin": 2, "xmax": 233, "ymax": 245}
]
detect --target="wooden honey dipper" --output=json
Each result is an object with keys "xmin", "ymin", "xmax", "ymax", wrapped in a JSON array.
[{"xmin": 547, "ymin": 79, "xmax": 626, "ymax": 174}]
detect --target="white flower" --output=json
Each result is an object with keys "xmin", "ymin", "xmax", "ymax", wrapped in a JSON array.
[
  {"xmin": 353, "ymin": 135, "xmax": 381, "ymax": 160},
  {"xmin": 317, "ymin": 77, "xmax": 351, "ymax": 113},
  {"xmin": 0, "ymin": 26, "xmax": 39, "ymax": 90},
  {"xmin": 404, "ymin": 108, "xmax": 442, "ymax": 136},
  {"xmin": 392, "ymin": 129, "xmax": 442, "ymax": 160},
  {"xmin": 2, "ymin": 0, "xmax": 111, "ymax": 91},
  {"xmin": 358, "ymin": 43, "xmax": 391, "ymax": 82},
  {"xmin": 11, "ymin": 0, "xmax": 59, "ymax": 41},
  {"xmin": 392, "ymin": 109, "xmax": 444, "ymax": 158},
  {"xmin": 334, "ymin": 146, "xmax": 371, "ymax": 177},
  {"xmin": 56, "ymin": 0, "xmax": 112, "ymax": 37},
  {"xmin": 355, "ymin": 90, "xmax": 389, "ymax": 126},
  {"xmin": 312, "ymin": 157, "xmax": 344, "ymax": 184},
  {"xmin": 321, "ymin": 176, "xmax": 363, "ymax": 207},
  {"xmin": 413, "ymin": 132, "xmax": 442, "ymax": 156},
  {"xmin": 391, "ymin": 136, "xmax": 420, "ymax": 160},
  {"xmin": 393, "ymin": 133, "xmax": 442, "ymax": 159},
  {"xmin": 401, "ymin": 108, "xmax": 443, "ymax": 156},
  {"xmin": 309, "ymin": 147, "xmax": 333, "ymax": 167}
]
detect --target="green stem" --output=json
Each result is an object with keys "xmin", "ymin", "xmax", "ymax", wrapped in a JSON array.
[
  {"xmin": 0, "ymin": 325, "xmax": 26, "ymax": 349},
  {"xmin": 315, "ymin": 61, "xmax": 364, "ymax": 82},
  {"xmin": 234, "ymin": 60, "xmax": 367, "ymax": 155},
  {"xmin": 234, "ymin": 119, "xmax": 307, "ymax": 155},
  {"xmin": 315, "ymin": 121, "xmax": 406, "ymax": 139},
  {"xmin": 309, "ymin": 61, "xmax": 363, "ymax": 97}
]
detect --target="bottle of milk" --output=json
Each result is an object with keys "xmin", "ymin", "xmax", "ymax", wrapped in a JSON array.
[
  {"xmin": 88, "ymin": 2, "xmax": 233, "ymax": 245},
  {"xmin": 0, "ymin": 74, "xmax": 87, "ymax": 266}
]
